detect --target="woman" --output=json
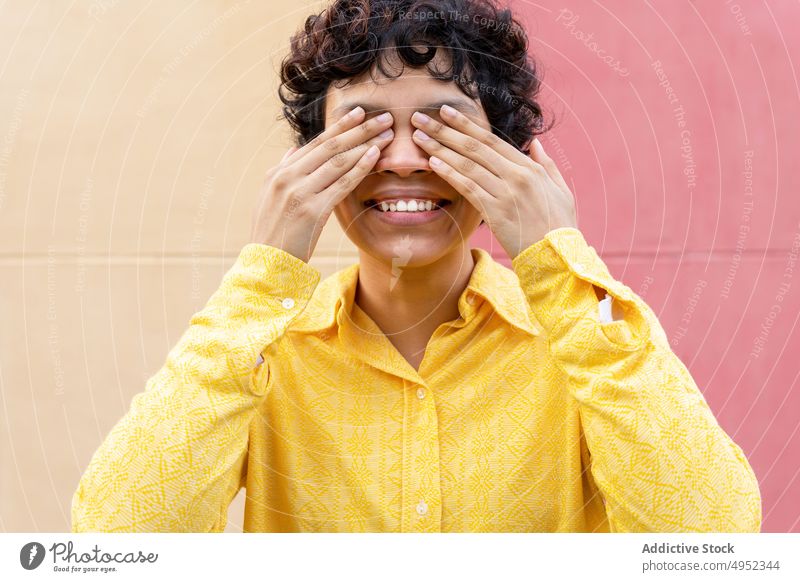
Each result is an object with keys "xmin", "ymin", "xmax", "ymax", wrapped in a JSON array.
[{"xmin": 72, "ymin": 0, "xmax": 761, "ymax": 532}]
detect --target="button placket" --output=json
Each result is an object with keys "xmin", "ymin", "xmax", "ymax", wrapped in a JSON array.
[
  {"xmin": 403, "ymin": 381, "xmax": 442, "ymax": 531},
  {"xmin": 414, "ymin": 386, "xmax": 441, "ymax": 531}
]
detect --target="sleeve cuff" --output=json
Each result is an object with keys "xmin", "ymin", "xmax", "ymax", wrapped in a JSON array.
[
  {"xmin": 511, "ymin": 227, "xmax": 650, "ymax": 351},
  {"xmin": 234, "ymin": 243, "xmax": 321, "ymax": 297},
  {"xmin": 197, "ymin": 243, "xmax": 321, "ymax": 387},
  {"xmin": 210, "ymin": 243, "xmax": 322, "ymax": 314}
]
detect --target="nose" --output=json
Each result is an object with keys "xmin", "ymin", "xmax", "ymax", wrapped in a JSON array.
[{"xmin": 373, "ymin": 120, "xmax": 432, "ymax": 178}]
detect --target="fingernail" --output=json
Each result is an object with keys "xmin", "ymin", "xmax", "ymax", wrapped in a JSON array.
[
  {"xmin": 441, "ymin": 104, "xmax": 457, "ymax": 117},
  {"xmin": 413, "ymin": 111, "xmax": 431, "ymax": 124},
  {"xmin": 414, "ymin": 129, "xmax": 429, "ymax": 141},
  {"xmin": 379, "ymin": 128, "xmax": 393, "ymax": 138},
  {"xmin": 377, "ymin": 112, "xmax": 392, "ymax": 122},
  {"xmin": 349, "ymin": 106, "xmax": 364, "ymax": 118},
  {"xmin": 366, "ymin": 145, "xmax": 379, "ymax": 158},
  {"xmin": 429, "ymin": 156, "xmax": 442, "ymax": 167}
]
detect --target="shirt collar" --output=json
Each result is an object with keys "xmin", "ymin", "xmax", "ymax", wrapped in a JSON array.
[{"xmin": 290, "ymin": 247, "xmax": 541, "ymax": 337}]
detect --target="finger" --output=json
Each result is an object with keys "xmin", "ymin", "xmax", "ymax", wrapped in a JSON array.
[
  {"xmin": 530, "ymin": 138, "xmax": 570, "ymax": 193},
  {"xmin": 427, "ymin": 155, "xmax": 492, "ymax": 221},
  {"xmin": 304, "ymin": 129, "xmax": 393, "ymax": 193},
  {"xmin": 287, "ymin": 105, "xmax": 366, "ymax": 164},
  {"xmin": 280, "ymin": 146, "xmax": 297, "ymax": 163},
  {"xmin": 412, "ymin": 129, "xmax": 504, "ymax": 198},
  {"xmin": 411, "ymin": 110, "xmax": 509, "ymax": 177},
  {"xmin": 295, "ymin": 112, "xmax": 394, "ymax": 176},
  {"xmin": 437, "ymin": 104, "xmax": 532, "ymax": 167},
  {"xmin": 317, "ymin": 144, "xmax": 381, "ymax": 208}
]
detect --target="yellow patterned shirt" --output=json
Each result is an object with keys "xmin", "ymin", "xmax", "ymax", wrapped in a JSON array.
[{"xmin": 71, "ymin": 227, "xmax": 761, "ymax": 532}]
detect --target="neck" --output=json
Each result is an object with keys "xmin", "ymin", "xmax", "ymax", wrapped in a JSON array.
[{"xmin": 355, "ymin": 245, "xmax": 476, "ymax": 338}]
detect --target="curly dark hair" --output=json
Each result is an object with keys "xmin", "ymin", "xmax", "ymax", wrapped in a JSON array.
[{"xmin": 278, "ymin": 0, "xmax": 553, "ymax": 153}]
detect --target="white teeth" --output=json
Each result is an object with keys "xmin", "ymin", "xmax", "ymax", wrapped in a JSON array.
[{"xmin": 372, "ymin": 199, "xmax": 442, "ymax": 212}]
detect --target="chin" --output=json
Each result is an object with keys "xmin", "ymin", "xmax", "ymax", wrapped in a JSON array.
[
  {"xmin": 355, "ymin": 226, "xmax": 478, "ymax": 270},
  {"xmin": 361, "ymin": 231, "xmax": 458, "ymax": 267}
]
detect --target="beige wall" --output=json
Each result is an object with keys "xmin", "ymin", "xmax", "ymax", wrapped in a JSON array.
[{"xmin": 0, "ymin": 0, "xmax": 355, "ymax": 532}]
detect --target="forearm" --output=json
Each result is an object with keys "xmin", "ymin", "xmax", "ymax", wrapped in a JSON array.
[
  {"xmin": 71, "ymin": 244, "xmax": 320, "ymax": 532},
  {"xmin": 512, "ymin": 228, "xmax": 762, "ymax": 532}
]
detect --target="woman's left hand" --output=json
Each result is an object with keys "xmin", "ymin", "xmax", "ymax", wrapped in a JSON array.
[{"xmin": 411, "ymin": 104, "xmax": 578, "ymax": 259}]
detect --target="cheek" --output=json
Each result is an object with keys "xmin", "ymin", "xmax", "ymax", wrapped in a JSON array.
[
  {"xmin": 331, "ymin": 202, "xmax": 348, "ymax": 226},
  {"xmin": 333, "ymin": 195, "xmax": 363, "ymax": 225},
  {"xmin": 459, "ymin": 200, "xmax": 486, "ymax": 224}
]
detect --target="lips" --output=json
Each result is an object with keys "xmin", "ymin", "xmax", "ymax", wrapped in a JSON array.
[{"xmin": 364, "ymin": 198, "xmax": 451, "ymax": 225}]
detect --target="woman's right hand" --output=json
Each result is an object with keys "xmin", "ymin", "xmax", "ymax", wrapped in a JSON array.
[{"xmin": 250, "ymin": 106, "xmax": 394, "ymax": 263}]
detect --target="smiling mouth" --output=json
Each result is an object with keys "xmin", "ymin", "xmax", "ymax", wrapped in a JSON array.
[{"xmin": 363, "ymin": 199, "xmax": 452, "ymax": 212}]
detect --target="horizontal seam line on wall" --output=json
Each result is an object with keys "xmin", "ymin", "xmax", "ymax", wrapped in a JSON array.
[
  {"xmin": 0, "ymin": 249, "xmax": 793, "ymax": 264},
  {"xmin": 1, "ymin": 249, "xmax": 792, "ymax": 256}
]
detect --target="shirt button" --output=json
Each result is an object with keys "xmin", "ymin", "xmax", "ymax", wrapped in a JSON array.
[
  {"xmin": 416, "ymin": 387, "xmax": 426, "ymax": 400},
  {"xmin": 281, "ymin": 297, "xmax": 295, "ymax": 309},
  {"xmin": 416, "ymin": 500, "xmax": 428, "ymax": 516}
]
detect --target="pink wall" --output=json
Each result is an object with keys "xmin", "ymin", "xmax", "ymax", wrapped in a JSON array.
[{"xmin": 473, "ymin": 1, "xmax": 799, "ymax": 532}]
